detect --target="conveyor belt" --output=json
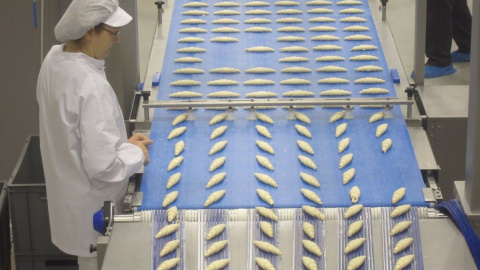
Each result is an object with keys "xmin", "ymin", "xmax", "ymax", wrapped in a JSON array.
[{"xmin": 140, "ymin": 0, "xmax": 428, "ymax": 210}]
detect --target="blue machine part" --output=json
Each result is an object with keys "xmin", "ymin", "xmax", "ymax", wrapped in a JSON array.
[
  {"xmin": 93, "ymin": 208, "xmax": 105, "ymax": 235},
  {"xmin": 390, "ymin": 69, "xmax": 400, "ymax": 84},
  {"xmin": 152, "ymin": 72, "xmax": 160, "ymax": 86}
]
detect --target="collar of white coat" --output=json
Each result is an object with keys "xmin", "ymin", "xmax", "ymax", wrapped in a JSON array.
[{"xmin": 59, "ymin": 43, "xmax": 106, "ymax": 71}]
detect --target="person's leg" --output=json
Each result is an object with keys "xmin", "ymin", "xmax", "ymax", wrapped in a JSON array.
[
  {"xmin": 451, "ymin": 0, "xmax": 472, "ymax": 62},
  {"xmin": 425, "ymin": 0, "xmax": 454, "ymax": 67},
  {"xmin": 78, "ymin": 256, "xmax": 98, "ymax": 270}
]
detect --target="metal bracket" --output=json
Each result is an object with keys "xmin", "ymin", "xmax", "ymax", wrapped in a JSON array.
[{"xmin": 423, "ymin": 170, "xmax": 443, "ymax": 204}]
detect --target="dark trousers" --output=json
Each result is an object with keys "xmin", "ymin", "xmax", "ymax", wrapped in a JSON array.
[{"xmin": 426, "ymin": 0, "xmax": 472, "ymax": 67}]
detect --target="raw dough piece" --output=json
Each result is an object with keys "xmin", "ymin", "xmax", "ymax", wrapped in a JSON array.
[
  {"xmin": 276, "ymin": 17, "xmax": 303, "ymax": 23},
  {"xmin": 307, "ymin": 8, "xmax": 334, "ymax": 13},
  {"xmin": 339, "ymin": 8, "xmax": 364, "ymax": 13},
  {"xmin": 260, "ymin": 221, "xmax": 274, "ymax": 237},
  {"xmin": 256, "ymin": 155, "xmax": 274, "ymax": 170},
  {"xmin": 339, "ymin": 153, "xmax": 353, "ymax": 169},
  {"xmin": 299, "ymin": 154, "xmax": 318, "ymax": 170},
  {"xmin": 255, "ymin": 257, "xmax": 276, "ymax": 270},
  {"xmin": 343, "ymin": 25, "xmax": 369, "ymax": 31},
  {"xmin": 169, "ymin": 91, "xmax": 203, "ymax": 98},
  {"xmin": 295, "ymin": 112, "xmax": 311, "ymax": 124},
  {"xmin": 206, "ymin": 224, "xmax": 227, "ymax": 240},
  {"xmin": 204, "ymin": 190, "xmax": 226, "ymax": 207},
  {"xmin": 210, "ymin": 126, "xmax": 228, "ymax": 140},
  {"xmin": 173, "ymin": 67, "xmax": 204, "ymax": 74},
  {"xmin": 302, "ymin": 256, "xmax": 318, "ymax": 270},
  {"xmin": 212, "ymin": 18, "xmax": 240, "ymax": 24},
  {"xmin": 160, "ymin": 239, "xmax": 180, "ymax": 257},
  {"xmin": 244, "ymin": 79, "xmax": 275, "ymax": 85},
  {"xmin": 174, "ymin": 140, "xmax": 185, "ymax": 156},
  {"xmin": 180, "ymin": 18, "xmax": 207, "ymax": 24},
  {"xmin": 179, "ymin": 27, "xmax": 208, "ymax": 33},
  {"xmin": 349, "ymin": 186, "xmax": 360, "ymax": 203},
  {"xmin": 167, "ymin": 206, "xmax": 178, "ymax": 222},
  {"xmin": 315, "ymin": 56, "xmax": 345, "ymax": 62},
  {"xmin": 209, "ymin": 156, "xmax": 226, "ymax": 172},
  {"xmin": 244, "ymin": 18, "xmax": 272, "ymax": 24},
  {"xmin": 301, "ymin": 188, "xmax": 322, "ymax": 204},
  {"xmin": 257, "ymin": 188, "xmax": 274, "ymax": 205},
  {"xmin": 279, "ymin": 56, "xmax": 309, "ymax": 62},
  {"xmin": 340, "ymin": 16, "xmax": 367, "ymax": 22},
  {"xmin": 376, "ymin": 123, "xmax": 388, "ymax": 137},
  {"xmin": 162, "ymin": 191, "xmax": 178, "ymax": 207},
  {"xmin": 391, "ymin": 204, "xmax": 411, "ymax": 218},
  {"xmin": 347, "ymin": 220, "xmax": 363, "ymax": 237},
  {"xmin": 281, "ymin": 78, "xmax": 312, "ymax": 85},
  {"xmin": 277, "ymin": 8, "xmax": 303, "ymax": 14},
  {"xmin": 244, "ymin": 1, "xmax": 270, "ymax": 6},
  {"xmin": 246, "ymin": 46, "xmax": 275, "ymax": 52},
  {"xmin": 205, "ymin": 259, "xmax": 230, "ymax": 270},
  {"xmin": 245, "ymin": 9, "xmax": 272, "ymax": 15},
  {"xmin": 392, "ymin": 187, "xmax": 406, "ymax": 204},
  {"xmin": 207, "ymin": 79, "xmax": 239, "ymax": 86},
  {"xmin": 395, "ymin": 255, "xmax": 415, "ymax": 270},
  {"xmin": 313, "ymin": 45, "xmax": 342, "ymax": 50},
  {"xmin": 167, "ymin": 173, "xmax": 181, "ymax": 189},
  {"xmin": 205, "ymin": 240, "xmax": 228, "ymax": 257},
  {"xmin": 256, "ymin": 140, "xmax": 275, "ymax": 154},
  {"xmin": 360, "ymin": 88, "xmax": 389, "ymax": 94},
  {"xmin": 182, "ymin": 10, "xmax": 209, "ymax": 16},
  {"xmin": 157, "ymin": 258, "xmax": 181, "ymax": 270},
  {"xmin": 295, "ymin": 124, "xmax": 312, "ymax": 138},
  {"xmin": 306, "ymin": 0, "xmax": 333, "ymax": 5},
  {"xmin": 390, "ymin": 221, "xmax": 412, "ymax": 236},
  {"xmin": 184, "ymin": 1, "xmax": 209, "ymax": 7},
  {"xmin": 343, "ymin": 168, "xmax": 355, "ymax": 184},
  {"xmin": 174, "ymin": 57, "xmax": 202, "ymax": 63},
  {"xmin": 168, "ymin": 127, "xmax": 187, "ymax": 140},
  {"xmin": 170, "ymin": 79, "xmax": 201, "ymax": 86},
  {"xmin": 354, "ymin": 77, "xmax": 385, "ymax": 84},
  {"xmin": 155, "ymin": 223, "xmax": 180, "ymax": 239},
  {"xmin": 320, "ymin": 89, "xmax": 351, "ymax": 96},
  {"xmin": 311, "ymin": 35, "xmax": 340, "ymax": 41},
  {"xmin": 344, "ymin": 34, "xmax": 372, "ymax": 40},
  {"xmin": 253, "ymin": 241, "xmax": 282, "ymax": 255},
  {"xmin": 337, "ymin": 0, "xmax": 362, "ymax": 4},
  {"xmin": 382, "ymin": 138, "xmax": 392, "ymax": 153},
  {"xmin": 281, "ymin": 67, "xmax": 312, "ymax": 74},
  {"xmin": 256, "ymin": 125, "xmax": 272, "ymax": 139},
  {"xmin": 277, "ymin": 26, "xmax": 305, "ymax": 32},
  {"xmin": 302, "ymin": 239, "xmax": 322, "ymax": 256},
  {"xmin": 206, "ymin": 172, "xmax": 227, "ymax": 188},
  {"xmin": 344, "ymin": 237, "xmax": 365, "ymax": 254},
  {"xmin": 213, "ymin": 10, "xmax": 241, "ymax": 15},
  {"xmin": 246, "ymin": 91, "xmax": 278, "ymax": 98},
  {"xmin": 172, "ymin": 113, "xmax": 188, "ymax": 126},
  {"xmin": 329, "ymin": 110, "xmax": 346, "ymax": 123},
  {"xmin": 316, "ymin": 66, "xmax": 348, "ymax": 73},
  {"xmin": 394, "ymin": 238, "xmax": 414, "ymax": 254},
  {"xmin": 308, "ymin": 16, "xmax": 335, "ymax": 23},
  {"xmin": 300, "ymin": 172, "xmax": 320, "ymax": 187},
  {"xmin": 167, "ymin": 156, "xmax": 184, "ymax": 171},
  {"xmin": 355, "ymin": 65, "xmax": 383, "ymax": 72},
  {"xmin": 347, "ymin": 256, "xmax": 366, "ymax": 270},
  {"xmin": 302, "ymin": 205, "xmax": 326, "ymax": 220},
  {"xmin": 254, "ymin": 113, "xmax": 273, "ymax": 125},
  {"xmin": 344, "ymin": 204, "xmax": 363, "ymax": 219},
  {"xmin": 350, "ymin": 54, "xmax": 379, "ymax": 61},
  {"xmin": 210, "ymin": 67, "xmax": 241, "ymax": 73},
  {"xmin": 309, "ymin": 26, "xmax": 337, "ymax": 32},
  {"xmin": 207, "ymin": 91, "xmax": 240, "ymax": 98},
  {"xmin": 283, "ymin": 90, "xmax": 315, "ymax": 96},
  {"xmin": 277, "ymin": 35, "xmax": 306, "ymax": 42},
  {"xmin": 212, "ymin": 27, "xmax": 241, "ymax": 33},
  {"xmin": 297, "ymin": 140, "xmax": 314, "ymax": 154},
  {"xmin": 209, "ymin": 113, "xmax": 227, "ymax": 125},
  {"xmin": 280, "ymin": 46, "xmax": 309, "ymax": 52},
  {"xmin": 336, "ymin": 123, "xmax": 347, "ymax": 137},
  {"xmin": 303, "ymin": 222, "xmax": 315, "ymax": 239},
  {"xmin": 214, "ymin": 1, "xmax": 240, "ymax": 7},
  {"xmin": 338, "ymin": 137, "xmax": 350, "ymax": 153},
  {"xmin": 210, "ymin": 36, "xmax": 239, "ymax": 42},
  {"xmin": 245, "ymin": 67, "xmax": 276, "ymax": 73},
  {"xmin": 275, "ymin": 0, "xmax": 300, "ymax": 6},
  {"xmin": 178, "ymin": 37, "xmax": 205, "ymax": 43},
  {"xmin": 256, "ymin": 206, "xmax": 279, "ymax": 221},
  {"xmin": 369, "ymin": 111, "xmax": 384, "ymax": 123},
  {"xmin": 255, "ymin": 173, "xmax": 278, "ymax": 187},
  {"xmin": 351, "ymin": 44, "xmax": 377, "ymax": 51}
]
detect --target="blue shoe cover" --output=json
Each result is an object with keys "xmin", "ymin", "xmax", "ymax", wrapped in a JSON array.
[
  {"xmin": 451, "ymin": 50, "xmax": 470, "ymax": 62},
  {"xmin": 410, "ymin": 65, "xmax": 457, "ymax": 78}
]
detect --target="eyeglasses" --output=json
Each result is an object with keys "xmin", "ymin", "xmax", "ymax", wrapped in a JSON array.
[{"xmin": 99, "ymin": 26, "xmax": 120, "ymax": 37}]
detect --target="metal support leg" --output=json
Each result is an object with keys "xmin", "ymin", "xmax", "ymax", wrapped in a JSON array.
[{"xmin": 413, "ymin": 0, "xmax": 427, "ymax": 86}]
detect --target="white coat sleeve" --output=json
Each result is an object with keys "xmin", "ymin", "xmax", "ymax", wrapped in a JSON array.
[{"xmin": 78, "ymin": 76, "xmax": 144, "ymax": 185}]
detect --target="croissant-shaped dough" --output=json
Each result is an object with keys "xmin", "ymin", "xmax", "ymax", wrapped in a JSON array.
[
  {"xmin": 255, "ymin": 257, "xmax": 276, "ymax": 270},
  {"xmin": 344, "ymin": 25, "xmax": 369, "ymax": 32},
  {"xmin": 174, "ymin": 141, "xmax": 184, "ymax": 156},
  {"xmin": 209, "ymin": 113, "xmax": 227, "ymax": 126},
  {"xmin": 336, "ymin": 123, "xmax": 347, "ymax": 137},
  {"xmin": 313, "ymin": 45, "xmax": 342, "ymax": 51},
  {"xmin": 160, "ymin": 239, "xmax": 180, "ymax": 257},
  {"xmin": 212, "ymin": 17, "xmax": 240, "ymax": 24},
  {"xmin": 206, "ymin": 224, "xmax": 227, "ymax": 240},
  {"xmin": 347, "ymin": 220, "xmax": 363, "ymax": 237},
  {"xmin": 172, "ymin": 113, "xmax": 187, "ymax": 126},
  {"xmin": 394, "ymin": 237, "xmax": 414, "ymax": 254},
  {"xmin": 245, "ymin": 17, "xmax": 271, "ymax": 23},
  {"xmin": 210, "ymin": 67, "xmax": 240, "ymax": 74},
  {"xmin": 256, "ymin": 112, "xmax": 274, "ymax": 124},
  {"xmin": 256, "ymin": 125, "xmax": 272, "ymax": 139},
  {"xmin": 355, "ymin": 65, "xmax": 383, "ymax": 72},
  {"xmin": 209, "ymin": 156, "xmax": 226, "ymax": 172},
  {"xmin": 295, "ymin": 124, "xmax": 312, "ymax": 138},
  {"xmin": 303, "ymin": 222, "xmax": 315, "ymax": 239},
  {"xmin": 167, "ymin": 206, "xmax": 178, "ymax": 222},
  {"xmin": 344, "ymin": 238, "xmax": 365, "ymax": 254},
  {"xmin": 339, "ymin": 153, "xmax": 353, "ymax": 169},
  {"xmin": 295, "ymin": 112, "xmax": 311, "ymax": 124},
  {"xmin": 391, "ymin": 204, "xmax": 412, "ymax": 218},
  {"xmin": 166, "ymin": 173, "xmax": 181, "ymax": 189},
  {"xmin": 209, "ymin": 141, "xmax": 228, "ymax": 155},
  {"xmin": 307, "ymin": 1, "xmax": 333, "ymax": 5},
  {"xmin": 300, "ymin": 172, "xmax": 320, "ymax": 187},
  {"xmin": 155, "ymin": 223, "xmax": 180, "ymax": 239},
  {"xmin": 310, "ymin": 26, "xmax": 338, "ymax": 32},
  {"xmin": 301, "ymin": 189, "xmax": 322, "ymax": 205},
  {"xmin": 302, "ymin": 239, "xmax": 322, "ymax": 257},
  {"xmin": 212, "ymin": 27, "xmax": 241, "ymax": 33},
  {"xmin": 343, "ymin": 168, "xmax": 355, "ymax": 184},
  {"xmin": 254, "ymin": 173, "xmax": 278, "ymax": 187},
  {"xmin": 256, "ymin": 140, "xmax": 275, "ymax": 154},
  {"xmin": 168, "ymin": 127, "xmax": 187, "ymax": 140},
  {"xmin": 320, "ymin": 89, "xmax": 351, "ymax": 96},
  {"xmin": 167, "ymin": 156, "xmax": 184, "ymax": 171},
  {"xmin": 246, "ymin": 46, "xmax": 275, "ymax": 53},
  {"xmin": 345, "ymin": 34, "xmax": 372, "ymax": 41},
  {"xmin": 177, "ymin": 37, "xmax": 205, "ymax": 43},
  {"xmin": 311, "ymin": 35, "xmax": 340, "ymax": 41},
  {"xmin": 205, "ymin": 240, "xmax": 228, "ymax": 257},
  {"xmin": 297, "ymin": 140, "xmax": 314, "ymax": 155},
  {"xmin": 162, "ymin": 191, "xmax": 179, "ymax": 208},
  {"xmin": 318, "ymin": 77, "xmax": 349, "ymax": 84},
  {"xmin": 254, "ymin": 240, "xmax": 282, "ymax": 255},
  {"xmin": 173, "ymin": 67, "xmax": 204, "ymax": 73},
  {"xmin": 369, "ymin": 111, "xmax": 384, "ymax": 123},
  {"xmin": 337, "ymin": 0, "xmax": 362, "ymax": 5},
  {"xmin": 347, "ymin": 255, "xmax": 366, "ymax": 270},
  {"xmin": 341, "ymin": 16, "xmax": 367, "ymax": 23},
  {"xmin": 302, "ymin": 256, "xmax": 318, "ymax": 270},
  {"xmin": 211, "ymin": 36, "xmax": 239, "ymax": 43},
  {"xmin": 283, "ymin": 90, "xmax": 315, "ymax": 97},
  {"xmin": 179, "ymin": 27, "xmax": 208, "ymax": 33},
  {"xmin": 382, "ymin": 138, "xmax": 392, "ymax": 153},
  {"xmin": 390, "ymin": 221, "xmax": 412, "ymax": 236},
  {"xmin": 338, "ymin": 137, "xmax": 350, "ymax": 153},
  {"xmin": 204, "ymin": 190, "xmax": 226, "ymax": 207},
  {"xmin": 349, "ymin": 186, "xmax": 360, "ymax": 203},
  {"xmin": 260, "ymin": 221, "xmax": 274, "ymax": 238},
  {"xmin": 210, "ymin": 126, "xmax": 228, "ymax": 140},
  {"xmin": 174, "ymin": 57, "xmax": 203, "ymax": 63},
  {"xmin": 302, "ymin": 205, "xmax": 325, "ymax": 220},
  {"xmin": 350, "ymin": 54, "xmax": 378, "ymax": 61},
  {"xmin": 307, "ymin": 8, "xmax": 334, "ymax": 13},
  {"xmin": 392, "ymin": 187, "xmax": 406, "ymax": 204},
  {"xmin": 207, "ymin": 91, "xmax": 240, "ymax": 98},
  {"xmin": 256, "ymin": 155, "xmax": 274, "ymax": 170},
  {"xmin": 298, "ymin": 155, "xmax": 318, "ymax": 170},
  {"xmin": 205, "ymin": 259, "xmax": 230, "ymax": 270},
  {"xmin": 246, "ymin": 91, "xmax": 278, "ymax": 98},
  {"xmin": 180, "ymin": 18, "xmax": 207, "ymax": 23},
  {"xmin": 256, "ymin": 207, "xmax": 279, "ymax": 221},
  {"xmin": 354, "ymin": 77, "xmax": 385, "ymax": 84},
  {"xmin": 157, "ymin": 257, "xmax": 180, "ymax": 270},
  {"xmin": 360, "ymin": 88, "xmax": 390, "ymax": 95},
  {"xmin": 395, "ymin": 255, "xmax": 414, "ymax": 270},
  {"xmin": 169, "ymin": 91, "xmax": 203, "ymax": 98},
  {"xmin": 376, "ymin": 123, "xmax": 388, "ymax": 137},
  {"xmin": 330, "ymin": 111, "xmax": 345, "ymax": 123},
  {"xmin": 182, "ymin": 9, "xmax": 209, "ymax": 15},
  {"xmin": 244, "ymin": 26, "xmax": 273, "ymax": 33},
  {"xmin": 206, "ymin": 172, "xmax": 227, "ymax": 188},
  {"xmin": 280, "ymin": 56, "xmax": 309, "ymax": 63},
  {"xmin": 257, "ymin": 189, "xmax": 275, "ymax": 205},
  {"xmin": 344, "ymin": 204, "xmax": 363, "ymax": 219}
]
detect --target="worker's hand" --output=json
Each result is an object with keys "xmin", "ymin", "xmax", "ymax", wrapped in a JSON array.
[{"xmin": 128, "ymin": 133, "xmax": 153, "ymax": 166}]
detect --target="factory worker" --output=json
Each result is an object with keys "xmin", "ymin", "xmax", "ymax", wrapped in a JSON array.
[{"xmin": 36, "ymin": 0, "xmax": 152, "ymax": 269}]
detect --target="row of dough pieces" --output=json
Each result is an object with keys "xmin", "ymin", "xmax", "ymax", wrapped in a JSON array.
[
  {"xmin": 181, "ymin": 8, "xmax": 367, "ymax": 16},
  {"xmin": 176, "ymin": 34, "xmax": 374, "ymax": 43},
  {"xmin": 177, "ymin": 25, "xmax": 370, "ymax": 33},
  {"xmin": 183, "ymin": 0, "xmax": 364, "ymax": 8},
  {"xmin": 179, "ymin": 16, "xmax": 368, "ymax": 25}
]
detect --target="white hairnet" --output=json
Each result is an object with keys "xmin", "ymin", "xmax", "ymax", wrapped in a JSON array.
[{"xmin": 55, "ymin": 0, "xmax": 121, "ymax": 42}]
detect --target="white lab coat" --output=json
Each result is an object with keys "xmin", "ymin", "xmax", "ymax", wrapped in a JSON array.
[{"xmin": 37, "ymin": 44, "xmax": 144, "ymax": 257}]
